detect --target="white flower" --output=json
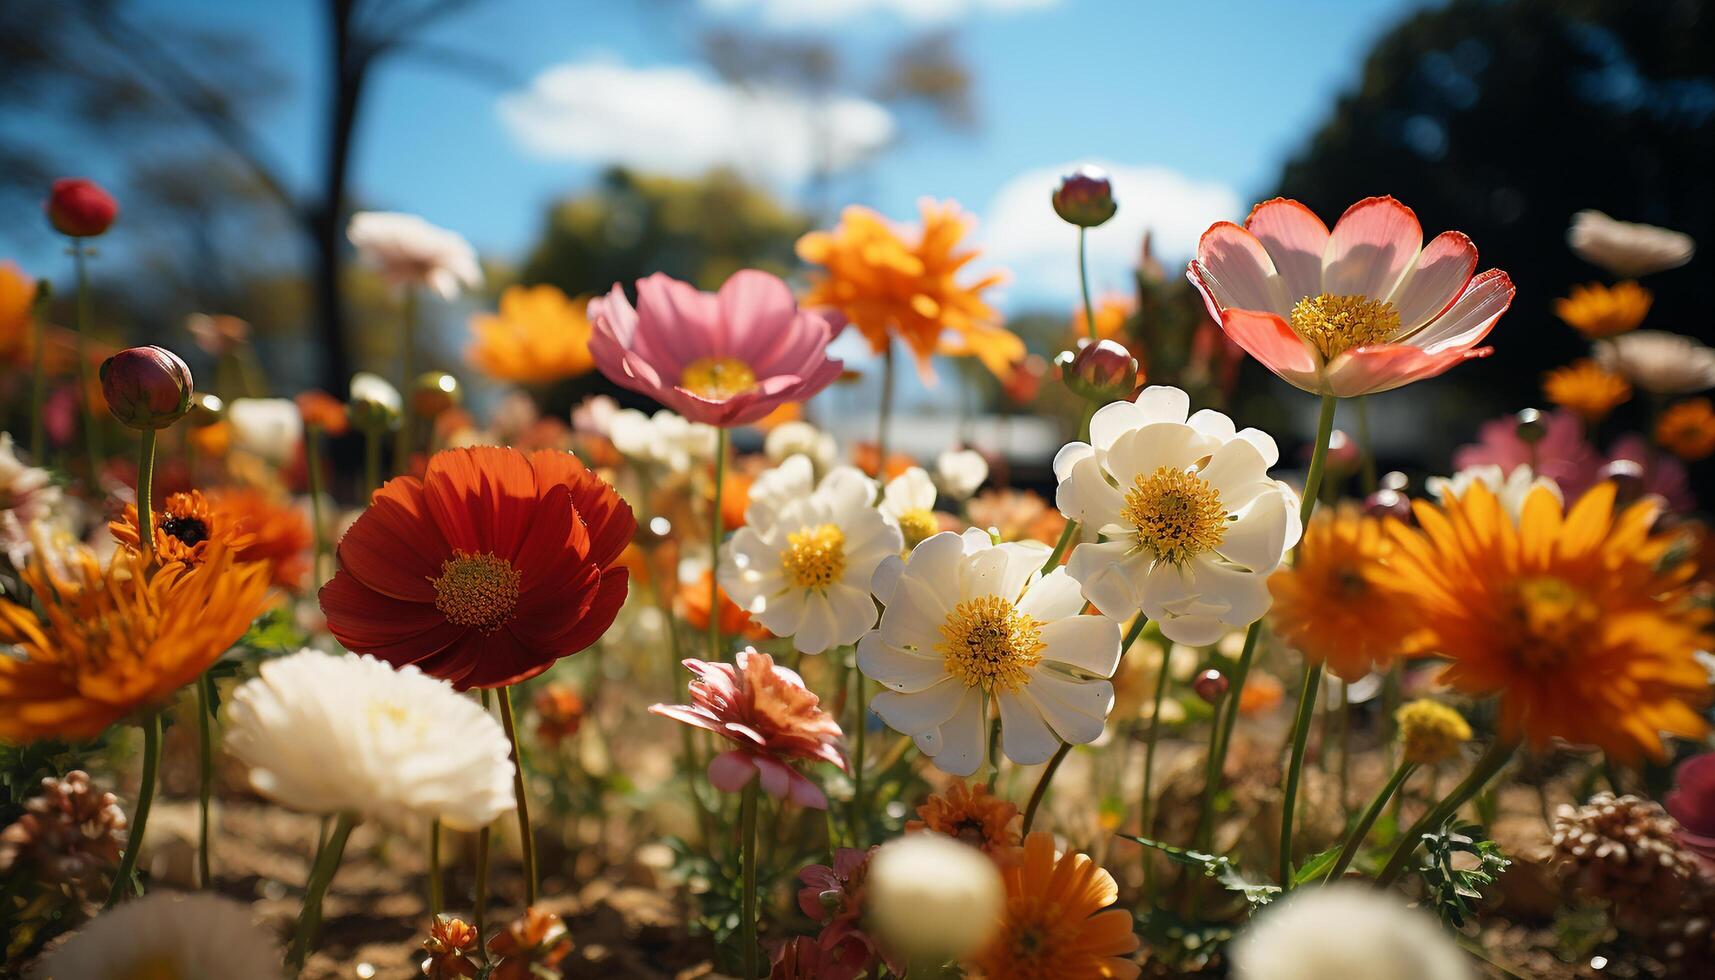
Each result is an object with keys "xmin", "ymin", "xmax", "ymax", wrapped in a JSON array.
[
  {"xmin": 609, "ymin": 408, "xmax": 717, "ymax": 474},
  {"xmin": 1594, "ymin": 330, "xmax": 1715, "ymax": 395},
  {"xmin": 1568, "ymin": 210, "xmax": 1695, "ymax": 279},
  {"xmin": 935, "ymin": 448, "xmax": 988, "ymax": 500},
  {"xmin": 860, "ymin": 529, "xmax": 1122, "ymax": 776},
  {"xmin": 720, "ymin": 462, "xmax": 901, "ymax": 654},
  {"xmin": 1425, "ymin": 463, "xmax": 1560, "ymax": 521},
  {"xmin": 347, "ymin": 210, "xmax": 483, "ymax": 300},
  {"xmin": 37, "ymin": 892, "xmax": 280, "ymax": 979},
  {"xmin": 764, "ymin": 420, "xmax": 838, "ymax": 472},
  {"xmin": 222, "ymin": 650, "xmax": 515, "ymax": 830},
  {"xmin": 866, "ymin": 834, "xmax": 1004, "ymax": 962},
  {"xmin": 879, "ymin": 467, "xmax": 943, "ymax": 550},
  {"xmin": 571, "ymin": 393, "xmax": 620, "ymax": 436},
  {"xmin": 226, "ymin": 398, "xmax": 304, "ymax": 466},
  {"xmin": 1054, "ymin": 386, "xmax": 1300, "ymax": 646},
  {"xmin": 350, "ymin": 371, "xmax": 403, "ymax": 417},
  {"xmin": 0, "ymin": 434, "xmax": 61, "ymax": 568},
  {"xmin": 1230, "ymin": 884, "xmax": 1470, "ymax": 980}
]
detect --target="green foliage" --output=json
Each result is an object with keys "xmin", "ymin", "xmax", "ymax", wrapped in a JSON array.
[
  {"xmin": 1290, "ymin": 846, "xmax": 1342, "ymax": 887},
  {"xmin": 1416, "ymin": 821, "xmax": 1511, "ymax": 928},
  {"xmin": 1118, "ymin": 834, "xmax": 1280, "ymax": 909}
]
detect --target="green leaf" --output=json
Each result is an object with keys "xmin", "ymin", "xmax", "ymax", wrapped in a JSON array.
[
  {"xmin": 1290, "ymin": 845, "xmax": 1342, "ymax": 887},
  {"xmin": 1416, "ymin": 821, "xmax": 1510, "ymax": 928},
  {"xmin": 1117, "ymin": 834, "xmax": 1280, "ymax": 908}
]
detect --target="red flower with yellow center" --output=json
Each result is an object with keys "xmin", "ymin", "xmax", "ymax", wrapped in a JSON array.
[{"xmin": 319, "ymin": 446, "xmax": 634, "ymax": 690}]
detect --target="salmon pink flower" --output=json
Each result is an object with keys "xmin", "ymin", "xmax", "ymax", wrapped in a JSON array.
[
  {"xmin": 1189, "ymin": 196, "xmax": 1515, "ymax": 396},
  {"xmin": 588, "ymin": 270, "xmax": 843, "ymax": 428}
]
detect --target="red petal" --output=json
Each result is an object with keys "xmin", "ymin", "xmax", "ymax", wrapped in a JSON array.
[
  {"xmin": 335, "ymin": 478, "xmax": 444, "ymax": 601},
  {"xmin": 422, "ymin": 446, "xmax": 536, "ymax": 556}
]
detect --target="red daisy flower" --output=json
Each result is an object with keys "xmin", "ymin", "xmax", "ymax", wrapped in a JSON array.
[{"xmin": 319, "ymin": 446, "xmax": 634, "ymax": 689}]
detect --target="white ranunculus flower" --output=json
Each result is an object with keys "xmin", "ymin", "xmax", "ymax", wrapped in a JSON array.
[
  {"xmin": 720, "ymin": 462, "xmax": 900, "ymax": 654},
  {"xmin": 935, "ymin": 448, "xmax": 988, "ymax": 500},
  {"xmin": 1230, "ymin": 884, "xmax": 1471, "ymax": 980},
  {"xmin": 226, "ymin": 398, "xmax": 304, "ymax": 466},
  {"xmin": 1567, "ymin": 210, "xmax": 1695, "ymax": 279},
  {"xmin": 349, "ymin": 371, "xmax": 403, "ymax": 417},
  {"xmin": 223, "ymin": 650, "xmax": 515, "ymax": 831},
  {"xmin": 347, "ymin": 210, "xmax": 483, "ymax": 300},
  {"xmin": 860, "ymin": 529, "xmax": 1122, "ymax": 776},
  {"xmin": 865, "ymin": 833, "xmax": 1004, "ymax": 963},
  {"xmin": 764, "ymin": 420, "xmax": 838, "ymax": 472},
  {"xmin": 1594, "ymin": 330, "xmax": 1715, "ymax": 395},
  {"xmin": 608, "ymin": 408, "xmax": 717, "ymax": 474},
  {"xmin": 878, "ymin": 467, "xmax": 942, "ymax": 550},
  {"xmin": 1054, "ymin": 386, "xmax": 1300, "ymax": 646},
  {"xmin": 1425, "ymin": 463, "xmax": 1560, "ymax": 521},
  {"xmin": 38, "ymin": 892, "xmax": 281, "ymax": 979}
]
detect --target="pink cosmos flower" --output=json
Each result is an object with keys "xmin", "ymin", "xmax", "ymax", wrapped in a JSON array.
[
  {"xmin": 649, "ymin": 650, "xmax": 845, "ymax": 808},
  {"xmin": 588, "ymin": 270, "xmax": 843, "ymax": 428},
  {"xmin": 1453, "ymin": 410, "xmax": 1603, "ymax": 500},
  {"xmin": 1188, "ymin": 196, "xmax": 1515, "ymax": 396}
]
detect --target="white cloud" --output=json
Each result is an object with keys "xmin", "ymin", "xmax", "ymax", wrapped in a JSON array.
[
  {"xmin": 498, "ymin": 60, "xmax": 895, "ymax": 188},
  {"xmin": 700, "ymin": 0, "xmax": 1058, "ymax": 28},
  {"xmin": 979, "ymin": 161, "xmax": 1242, "ymax": 306}
]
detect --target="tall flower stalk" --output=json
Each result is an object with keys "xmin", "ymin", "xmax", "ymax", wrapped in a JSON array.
[
  {"xmin": 70, "ymin": 241, "xmax": 103, "ymax": 477},
  {"xmin": 103, "ymin": 712, "xmax": 161, "ymax": 909},
  {"xmin": 738, "ymin": 781, "xmax": 760, "ymax": 978},
  {"xmin": 499, "ymin": 687, "xmax": 539, "ymax": 906},
  {"xmin": 286, "ymin": 811, "xmax": 356, "ymax": 976}
]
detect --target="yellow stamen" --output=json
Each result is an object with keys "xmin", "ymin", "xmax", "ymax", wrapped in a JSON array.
[
  {"xmin": 1289, "ymin": 292, "xmax": 1401, "ymax": 359},
  {"xmin": 680, "ymin": 356, "xmax": 758, "ymax": 400},
  {"xmin": 782, "ymin": 523, "xmax": 847, "ymax": 589},
  {"xmin": 896, "ymin": 508, "xmax": 939, "ymax": 549},
  {"xmin": 936, "ymin": 595, "xmax": 1045, "ymax": 693},
  {"xmin": 1120, "ymin": 466, "xmax": 1227, "ymax": 564},
  {"xmin": 432, "ymin": 551, "xmax": 522, "ymax": 631},
  {"xmin": 1509, "ymin": 576, "xmax": 1599, "ymax": 669}
]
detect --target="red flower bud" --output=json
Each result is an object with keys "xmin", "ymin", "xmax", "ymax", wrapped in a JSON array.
[
  {"xmin": 1057, "ymin": 339, "xmax": 1138, "ymax": 403},
  {"xmin": 45, "ymin": 178, "xmax": 118, "ymax": 239},
  {"xmin": 1193, "ymin": 668, "xmax": 1229, "ymax": 704},
  {"xmin": 1363, "ymin": 488, "xmax": 1413, "ymax": 522},
  {"xmin": 1051, "ymin": 166, "xmax": 1117, "ymax": 228},
  {"xmin": 100, "ymin": 346, "xmax": 192, "ymax": 430}
]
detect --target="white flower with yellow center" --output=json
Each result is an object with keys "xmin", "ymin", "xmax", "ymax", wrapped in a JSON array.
[
  {"xmin": 764, "ymin": 419, "xmax": 838, "ymax": 472},
  {"xmin": 859, "ymin": 529, "xmax": 1122, "ymax": 776},
  {"xmin": 608, "ymin": 408, "xmax": 717, "ymax": 474},
  {"xmin": 1054, "ymin": 386, "xmax": 1299, "ymax": 646},
  {"xmin": 39, "ymin": 892, "xmax": 281, "ymax": 979},
  {"xmin": 720, "ymin": 462, "xmax": 901, "ymax": 654},
  {"xmin": 1425, "ymin": 463, "xmax": 1560, "ymax": 521},
  {"xmin": 935, "ymin": 448, "xmax": 988, "ymax": 500},
  {"xmin": 879, "ymin": 467, "xmax": 944, "ymax": 550}
]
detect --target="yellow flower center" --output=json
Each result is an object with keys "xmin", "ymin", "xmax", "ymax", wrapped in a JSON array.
[
  {"xmin": 432, "ymin": 550, "xmax": 522, "ymax": 631},
  {"xmin": 1120, "ymin": 467, "xmax": 1227, "ymax": 564},
  {"xmin": 117, "ymin": 955, "xmax": 184, "ymax": 980},
  {"xmin": 680, "ymin": 356, "xmax": 758, "ymax": 400},
  {"xmin": 936, "ymin": 595, "xmax": 1045, "ymax": 693},
  {"xmin": 1395, "ymin": 699, "xmax": 1472, "ymax": 766},
  {"xmin": 896, "ymin": 507, "xmax": 939, "ymax": 549},
  {"xmin": 1000, "ymin": 902, "xmax": 1082, "ymax": 974},
  {"xmin": 1507, "ymin": 575, "xmax": 1599, "ymax": 669},
  {"xmin": 1289, "ymin": 292, "xmax": 1401, "ymax": 359},
  {"xmin": 782, "ymin": 523, "xmax": 847, "ymax": 589}
]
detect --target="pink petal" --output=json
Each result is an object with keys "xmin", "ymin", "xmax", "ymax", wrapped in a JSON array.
[
  {"xmin": 719, "ymin": 269, "xmax": 798, "ymax": 363},
  {"xmin": 1322, "ymin": 196, "xmax": 1422, "ymax": 300},
  {"xmin": 753, "ymin": 756, "xmax": 794, "ymax": 799},
  {"xmin": 635, "ymin": 273, "xmax": 719, "ymax": 367},
  {"xmin": 1322, "ymin": 342, "xmax": 1492, "ymax": 397},
  {"xmin": 651, "ymin": 703, "xmax": 725, "ymax": 736},
  {"xmin": 707, "ymin": 750, "xmax": 758, "ymax": 793},
  {"xmin": 1193, "ymin": 222, "xmax": 1286, "ymax": 316},
  {"xmin": 1218, "ymin": 308, "xmax": 1321, "ymax": 386},
  {"xmin": 1389, "ymin": 231, "xmax": 1479, "ymax": 332},
  {"xmin": 1408, "ymin": 269, "xmax": 1516, "ymax": 352},
  {"xmin": 587, "ymin": 285, "xmax": 637, "ymax": 344},
  {"xmin": 1245, "ymin": 198, "xmax": 1330, "ymax": 302},
  {"xmin": 787, "ymin": 770, "xmax": 829, "ymax": 810}
]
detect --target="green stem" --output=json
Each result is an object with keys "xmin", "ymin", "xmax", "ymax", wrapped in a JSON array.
[
  {"xmin": 708, "ymin": 428, "xmax": 728, "ymax": 661},
  {"xmin": 474, "ymin": 691, "xmax": 493, "ymax": 952},
  {"xmin": 1039, "ymin": 519, "xmax": 1080, "ymax": 576},
  {"xmin": 394, "ymin": 288, "xmax": 416, "ymax": 476},
  {"xmin": 28, "ymin": 284, "xmax": 47, "ymax": 462},
  {"xmin": 427, "ymin": 818, "xmax": 442, "ymax": 917},
  {"xmin": 1326, "ymin": 760, "xmax": 1416, "ymax": 882},
  {"xmin": 739, "ymin": 782, "xmax": 760, "ymax": 979},
  {"xmin": 1192, "ymin": 688, "xmax": 1229, "ymax": 854},
  {"xmin": 877, "ymin": 341, "xmax": 896, "ymax": 463},
  {"xmin": 195, "ymin": 672, "xmax": 215, "ymax": 889},
  {"xmin": 104, "ymin": 713, "xmax": 161, "ymax": 909},
  {"xmin": 1139, "ymin": 637, "xmax": 1171, "ymax": 897},
  {"xmin": 1021, "ymin": 741, "xmax": 1071, "ymax": 834},
  {"xmin": 498, "ymin": 686, "xmax": 538, "ymax": 906},
  {"xmin": 1077, "ymin": 227, "xmax": 1098, "ymax": 342},
  {"xmin": 363, "ymin": 427, "xmax": 382, "ymax": 501},
  {"xmin": 1206, "ymin": 620, "xmax": 1260, "ymax": 800},
  {"xmin": 984, "ymin": 715, "xmax": 1002, "ymax": 791},
  {"xmin": 1377, "ymin": 740, "xmax": 1516, "ymax": 886},
  {"xmin": 70, "ymin": 241, "xmax": 102, "ymax": 479},
  {"xmin": 136, "ymin": 428, "xmax": 157, "ymax": 565},
  {"xmin": 1301, "ymin": 394, "xmax": 1339, "ymax": 526},
  {"xmin": 850, "ymin": 668, "xmax": 867, "ymax": 846},
  {"xmin": 286, "ymin": 811, "xmax": 356, "ymax": 977},
  {"xmin": 1278, "ymin": 660, "xmax": 1322, "ymax": 888},
  {"xmin": 306, "ymin": 427, "xmax": 330, "ymax": 585}
]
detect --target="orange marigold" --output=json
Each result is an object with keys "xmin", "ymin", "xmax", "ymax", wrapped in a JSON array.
[
  {"xmin": 907, "ymin": 781, "xmax": 1020, "ymax": 854},
  {"xmin": 211, "ymin": 488, "xmax": 313, "ymax": 591},
  {"xmin": 468, "ymin": 284, "xmax": 595, "ymax": 385},
  {"xmin": 966, "ymin": 831, "xmax": 1141, "ymax": 980},
  {"xmin": 110, "ymin": 489, "xmax": 253, "ymax": 568},
  {"xmin": 1555, "ymin": 281, "xmax": 1652, "ymax": 339},
  {"xmin": 1379, "ymin": 481, "xmax": 1712, "ymax": 763},
  {"xmin": 678, "ymin": 569, "xmax": 770, "ymax": 642},
  {"xmin": 294, "ymin": 390, "xmax": 349, "ymax": 436},
  {"xmin": 1543, "ymin": 359, "xmax": 1631, "ymax": 422},
  {"xmin": 1656, "ymin": 398, "xmax": 1715, "ymax": 461}
]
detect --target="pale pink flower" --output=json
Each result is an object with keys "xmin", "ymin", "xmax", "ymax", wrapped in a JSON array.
[{"xmin": 588, "ymin": 270, "xmax": 843, "ymax": 427}]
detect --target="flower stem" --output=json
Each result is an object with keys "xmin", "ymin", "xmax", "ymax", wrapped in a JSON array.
[
  {"xmin": 104, "ymin": 712, "xmax": 161, "ymax": 909},
  {"xmin": 498, "ymin": 686, "xmax": 538, "ymax": 906},
  {"xmin": 1376, "ymin": 739, "xmax": 1516, "ymax": 886},
  {"xmin": 1301, "ymin": 394, "xmax": 1339, "ymax": 526},
  {"xmin": 363, "ymin": 427, "xmax": 382, "ymax": 501},
  {"xmin": 474, "ymin": 691, "xmax": 493, "ymax": 952},
  {"xmin": 394, "ymin": 287, "xmax": 416, "ymax": 476},
  {"xmin": 28, "ymin": 282, "xmax": 48, "ymax": 462},
  {"xmin": 1139, "ymin": 635, "xmax": 1171, "ymax": 896},
  {"xmin": 1039, "ymin": 519, "xmax": 1080, "ymax": 576},
  {"xmin": 877, "ymin": 341, "xmax": 896, "ymax": 463},
  {"xmin": 1077, "ymin": 227, "xmax": 1098, "ymax": 342},
  {"xmin": 739, "ymin": 781, "xmax": 760, "ymax": 979},
  {"xmin": 305, "ymin": 427, "xmax": 330, "ymax": 585},
  {"xmin": 136, "ymin": 428, "xmax": 157, "ymax": 566},
  {"xmin": 1021, "ymin": 741, "xmax": 1071, "ymax": 834},
  {"xmin": 984, "ymin": 714, "xmax": 1001, "ymax": 791},
  {"xmin": 1278, "ymin": 660, "xmax": 1322, "ymax": 888},
  {"xmin": 286, "ymin": 811, "xmax": 356, "ymax": 977},
  {"xmin": 427, "ymin": 818, "xmax": 442, "ymax": 917},
  {"xmin": 70, "ymin": 240, "xmax": 103, "ymax": 480},
  {"xmin": 850, "ymin": 668, "xmax": 867, "ymax": 846},
  {"xmin": 195, "ymin": 672, "xmax": 215, "ymax": 889},
  {"xmin": 1193, "ymin": 686, "xmax": 1229, "ymax": 855},
  {"xmin": 708, "ymin": 428, "xmax": 728, "ymax": 661},
  {"xmin": 1206, "ymin": 620, "xmax": 1260, "ymax": 801},
  {"xmin": 1326, "ymin": 760, "xmax": 1416, "ymax": 882}
]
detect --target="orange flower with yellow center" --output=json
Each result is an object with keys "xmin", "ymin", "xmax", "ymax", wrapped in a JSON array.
[
  {"xmin": 468, "ymin": 284, "xmax": 596, "ymax": 385},
  {"xmin": 210, "ymin": 488, "xmax": 313, "ymax": 591},
  {"xmin": 966, "ymin": 831, "xmax": 1141, "ymax": 980},
  {"xmin": 1656, "ymin": 398, "xmax": 1715, "ymax": 461},
  {"xmin": 1555, "ymin": 281, "xmax": 1652, "ymax": 339},
  {"xmin": 1379, "ymin": 481, "xmax": 1711, "ymax": 763},
  {"xmin": 0, "ymin": 542, "xmax": 270, "ymax": 740},
  {"xmin": 907, "ymin": 781, "xmax": 1020, "ymax": 854},
  {"xmin": 110, "ymin": 490, "xmax": 254, "ymax": 568},
  {"xmin": 797, "ymin": 200, "xmax": 1022, "ymax": 380},
  {"xmin": 1543, "ymin": 359, "xmax": 1631, "ymax": 422}
]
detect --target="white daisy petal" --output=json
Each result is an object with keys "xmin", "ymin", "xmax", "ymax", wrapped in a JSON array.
[
  {"xmin": 1037, "ymin": 615, "xmax": 1123, "ymax": 677},
  {"xmin": 870, "ymin": 678, "xmax": 968, "ymax": 734},
  {"xmin": 996, "ymin": 691, "xmax": 1060, "ymax": 765},
  {"xmin": 1016, "ymin": 568, "xmax": 1087, "ymax": 622},
  {"xmin": 858, "ymin": 633, "xmax": 950, "ymax": 693},
  {"xmin": 1023, "ymin": 670, "xmax": 1113, "ymax": 745},
  {"xmin": 927, "ymin": 687, "xmax": 986, "ymax": 776}
]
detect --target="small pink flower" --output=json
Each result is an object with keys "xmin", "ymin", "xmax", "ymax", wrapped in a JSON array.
[
  {"xmin": 588, "ymin": 271, "xmax": 843, "ymax": 428},
  {"xmin": 1188, "ymin": 196, "xmax": 1515, "ymax": 396},
  {"xmin": 650, "ymin": 650, "xmax": 844, "ymax": 808}
]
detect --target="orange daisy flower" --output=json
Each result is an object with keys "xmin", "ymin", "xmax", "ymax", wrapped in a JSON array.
[
  {"xmin": 797, "ymin": 199, "xmax": 1022, "ymax": 380},
  {"xmin": 1555, "ymin": 281, "xmax": 1652, "ymax": 339},
  {"xmin": 907, "ymin": 781, "xmax": 1020, "ymax": 855},
  {"xmin": 295, "ymin": 390, "xmax": 349, "ymax": 436},
  {"xmin": 210, "ymin": 488, "xmax": 313, "ymax": 591},
  {"xmin": 1543, "ymin": 359, "xmax": 1631, "ymax": 422},
  {"xmin": 1656, "ymin": 398, "xmax": 1715, "ymax": 461},
  {"xmin": 468, "ymin": 284, "xmax": 596, "ymax": 385},
  {"xmin": 319, "ymin": 446, "xmax": 635, "ymax": 690},
  {"xmin": 0, "ymin": 542, "xmax": 270, "ymax": 740},
  {"xmin": 678, "ymin": 569, "xmax": 770, "ymax": 642},
  {"xmin": 110, "ymin": 489, "xmax": 253, "ymax": 568},
  {"xmin": 1268, "ymin": 505, "xmax": 1423, "ymax": 682},
  {"xmin": 966, "ymin": 831, "xmax": 1141, "ymax": 980},
  {"xmin": 1237, "ymin": 671, "xmax": 1284, "ymax": 716},
  {"xmin": 1380, "ymin": 482, "xmax": 1711, "ymax": 763}
]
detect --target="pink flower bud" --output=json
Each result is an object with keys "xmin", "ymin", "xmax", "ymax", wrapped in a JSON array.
[
  {"xmin": 100, "ymin": 346, "xmax": 192, "ymax": 430},
  {"xmin": 1057, "ymin": 339, "xmax": 1138, "ymax": 403},
  {"xmin": 1363, "ymin": 489, "xmax": 1413, "ymax": 522},
  {"xmin": 1193, "ymin": 668, "xmax": 1229, "ymax": 704},
  {"xmin": 45, "ymin": 178, "xmax": 118, "ymax": 238},
  {"xmin": 1051, "ymin": 166, "xmax": 1117, "ymax": 228}
]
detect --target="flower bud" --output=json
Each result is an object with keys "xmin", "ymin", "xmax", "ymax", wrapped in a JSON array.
[
  {"xmin": 1363, "ymin": 488, "xmax": 1413, "ymax": 522},
  {"xmin": 1057, "ymin": 339, "xmax": 1138, "ymax": 403},
  {"xmin": 1193, "ymin": 668, "xmax": 1229, "ymax": 704},
  {"xmin": 185, "ymin": 392, "xmax": 225, "ymax": 428},
  {"xmin": 1051, "ymin": 166, "xmax": 1117, "ymax": 228},
  {"xmin": 99, "ymin": 346, "xmax": 192, "ymax": 430},
  {"xmin": 410, "ymin": 371, "xmax": 462, "ymax": 419},
  {"xmin": 348, "ymin": 372, "xmax": 402, "ymax": 432},
  {"xmin": 45, "ymin": 178, "xmax": 118, "ymax": 238},
  {"xmin": 1514, "ymin": 407, "xmax": 1546, "ymax": 445},
  {"xmin": 1599, "ymin": 458, "xmax": 1646, "ymax": 505}
]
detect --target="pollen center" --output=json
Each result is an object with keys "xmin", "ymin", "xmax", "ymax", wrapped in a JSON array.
[
  {"xmin": 1507, "ymin": 575, "xmax": 1599, "ymax": 669},
  {"xmin": 782, "ymin": 523, "xmax": 847, "ymax": 589},
  {"xmin": 680, "ymin": 356, "xmax": 758, "ymax": 400},
  {"xmin": 159, "ymin": 514, "xmax": 209, "ymax": 546},
  {"xmin": 1289, "ymin": 292, "xmax": 1401, "ymax": 359},
  {"xmin": 1121, "ymin": 467, "xmax": 1227, "ymax": 564},
  {"xmin": 432, "ymin": 550, "xmax": 522, "ymax": 631},
  {"xmin": 896, "ymin": 507, "xmax": 939, "ymax": 549},
  {"xmin": 936, "ymin": 595, "xmax": 1045, "ymax": 693}
]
